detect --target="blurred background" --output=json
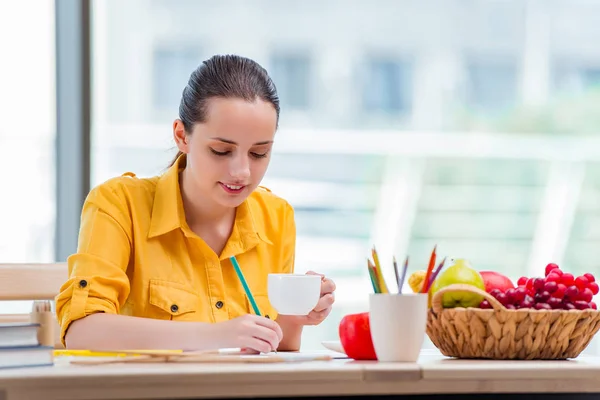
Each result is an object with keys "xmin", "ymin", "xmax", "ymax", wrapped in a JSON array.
[{"xmin": 1, "ymin": 0, "xmax": 599, "ymax": 354}]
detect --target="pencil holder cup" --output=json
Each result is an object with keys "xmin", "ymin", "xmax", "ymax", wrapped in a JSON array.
[
  {"xmin": 368, "ymin": 293, "xmax": 428, "ymax": 362},
  {"xmin": 30, "ymin": 311, "xmax": 57, "ymax": 347}
]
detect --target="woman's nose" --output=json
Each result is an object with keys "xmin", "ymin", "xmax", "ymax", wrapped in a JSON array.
[{"xmin": 229, "ymin": 156, "xmax": 251, "ymax": 181}]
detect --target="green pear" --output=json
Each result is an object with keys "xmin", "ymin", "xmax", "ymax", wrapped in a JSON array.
[{"xmin": 430, "ymin": 259, "xmax": 485, "ymax": 308}]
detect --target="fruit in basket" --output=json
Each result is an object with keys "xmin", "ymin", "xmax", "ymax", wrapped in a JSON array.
[
  {"xmin": 479, "ymin": 271, "xmax": 515, "ymax": 293},
  {"xmin": 408, "ymin": 270, "xmax": 426, "ymax": 293},
  {"xmin": 338, "ymin": 312, "xmax": 377, "ymax": 360},
  {"xmin": 545, "ymin": 263, "xmax": 560, "ymax": 276},
  {"xmin": 429, "ymin": 259, "xmax": 485, "ymax": 308},
  {"xmin": 479, "ymin": 262, "xmax": 598, "ymax": 310}
]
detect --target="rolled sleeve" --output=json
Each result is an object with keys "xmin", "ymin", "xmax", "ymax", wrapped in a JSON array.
[{"xmin": 55, "ymin": 184, "xmax": 132, "ymax": 345}]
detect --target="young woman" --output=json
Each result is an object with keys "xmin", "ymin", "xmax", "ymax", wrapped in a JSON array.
[{"xmin": 55, "ymin": 54, "xmax": 336, "ymax": 353}]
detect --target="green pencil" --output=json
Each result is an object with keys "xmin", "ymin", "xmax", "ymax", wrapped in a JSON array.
[{"xmin": 230, "ymin": 256, "xmax": 262, "ymax": 316}]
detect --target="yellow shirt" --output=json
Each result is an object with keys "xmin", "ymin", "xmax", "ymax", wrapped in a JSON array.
[{"xmin": 55, "ymin": 155, "xmax": 296, "ymax": 345}]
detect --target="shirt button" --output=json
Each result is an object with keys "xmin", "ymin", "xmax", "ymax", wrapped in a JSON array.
[
  {"xmin": 215, "ymin": 301, "xmax": 224, "ymax": 309},
  {"xmin": 79, "ymin": 280, "xmax": 88, "ymax": 288},
  {"xmin": 170, "ymin": 304, "xmax": 179, "ymax": 313}
]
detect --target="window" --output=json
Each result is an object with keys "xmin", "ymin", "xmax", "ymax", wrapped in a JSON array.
[
  {"xmin": 153, "ymin": 47, "xmax": 203, "ymax": 110},
  {"xmin": 553, "ymin": 65, "xmax": 600, "ymax": 94},
  {"xmin": 269, "ymin": 54, "xmax": 311, "ymax": 110},
  {"xmin": 0, "ymin": 0, "xmax": 56, "ymax": 313},
  {"xmin": 90, "ymin": 0, "xmax": 600, "ymax": 355},
  {"xmin": 583, "ymin": 68, "xmax": 600, "ymax": 86},
  {"xmin": 0, "ymin": 1, "xmax": 55, "ymax": 263},
  {"xmin": 363, "ymin": 58, "xmax": 412, "ymax": 114},
  {"xmin": 466, "ymin": 60, "xmax": 517, "ymax": 112},
  {"xmin": 408, "ymin": 158, "xmax": 547, "ymax": 279}
]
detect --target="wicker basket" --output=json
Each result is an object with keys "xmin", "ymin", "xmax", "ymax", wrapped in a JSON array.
[{"xmin": 426, "ymin": 283, "xmax": 600, "ymax": 360}]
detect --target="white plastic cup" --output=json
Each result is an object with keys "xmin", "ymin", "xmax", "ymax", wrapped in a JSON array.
[{"xmin": 368, "ymin": 293, "xmax": 428, "ymax": 362}]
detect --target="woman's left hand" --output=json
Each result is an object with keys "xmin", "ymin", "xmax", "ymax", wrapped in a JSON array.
[{"xmin": 281, "ymin": 271, "xmax": 336, "ymax": 326}]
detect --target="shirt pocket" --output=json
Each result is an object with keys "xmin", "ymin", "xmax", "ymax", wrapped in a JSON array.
[
  {"xmin": 148, "ymin": 279, "xmax": 200, "ymax": 321},
  {"xmin": 247, "ymin": 294, "xmax": 277, "ymax": 321}
]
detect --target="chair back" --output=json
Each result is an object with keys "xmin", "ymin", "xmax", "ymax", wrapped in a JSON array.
[{"xmin": 0, "ymin": 263, "xmax": 68, "ymax": 348}]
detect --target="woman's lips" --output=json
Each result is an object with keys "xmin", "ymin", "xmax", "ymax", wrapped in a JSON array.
[{"xmin": 220, "ymin": 182, "xmax": 246, "ymax": 194}]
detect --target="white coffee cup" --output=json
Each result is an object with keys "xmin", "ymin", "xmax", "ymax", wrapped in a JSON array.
[
  {"xmin": 368, "ymin": 293, "xmax": 428, "ymax": 362},
  {"xmin": 268, "ymin": 274, "xmax": 321, "ymax": 315}
]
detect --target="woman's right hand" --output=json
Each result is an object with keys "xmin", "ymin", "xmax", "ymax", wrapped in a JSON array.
[{"xmin": 213, "ymin": 314, "xmax": 283, "ymax": 353}]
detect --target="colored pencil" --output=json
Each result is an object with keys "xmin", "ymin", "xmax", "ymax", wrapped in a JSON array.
[
  {"xmin": 398, "ymin": 256, "xmax": 409, "ymax": 294},
  {"xmin": 421, "ymin": 245, "xmax": 437, "ymax": 293},
  {"xmin": 367, "ymin": 259, "xmax": 379, "ymax": 293},
  {"xmin": 393, "ymin": 256, "xmax": 400, "ymax": 293},
  {"xmin": 230, "ymin": 256, "xmax": 261, "ymax": 316},
  {"xmin": 368, "ymin": 259, "xmax": 382, "ymax": 294},
  {"xmin": 426, "ymin": 256, "xmax": 447, "ymax": 292},
  {"xmin": 371, "ymin": 247, "xmax": 389, "ymax": 293}
]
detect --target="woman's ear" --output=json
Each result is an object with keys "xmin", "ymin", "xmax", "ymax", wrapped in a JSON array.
[{"xmin": 173, "ymin": 119, "xmax": 189, "ymax": 153}]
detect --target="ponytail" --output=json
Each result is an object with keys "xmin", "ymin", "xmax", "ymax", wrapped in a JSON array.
[{"xmin": 169, "ymin": 150, "xmax": 184, "ymax": 167}]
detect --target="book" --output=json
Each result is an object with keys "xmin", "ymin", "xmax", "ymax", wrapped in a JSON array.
[
  {"xmin": 0, "ymin": 346, "xmax": 54, "ymax": 369},
  {"xmin": 0, "ymin": 323, "xmax": 40, "ymax": 348}
]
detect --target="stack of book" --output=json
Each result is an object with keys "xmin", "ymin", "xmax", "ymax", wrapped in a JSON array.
[{"xmin": 0, "ymin": 322, "xmax": 54, "ymax": 369}]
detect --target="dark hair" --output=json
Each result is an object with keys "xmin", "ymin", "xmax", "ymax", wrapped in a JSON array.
[{"xmin": 170, "ymin": 54, "xmax": 280, "ymax": 166}]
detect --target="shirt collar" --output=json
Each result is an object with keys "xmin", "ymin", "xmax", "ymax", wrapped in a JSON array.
[
  {"xmin": 147, "ymin": 154, "xmax": 186, "ymax": 239},
  {"xmin": 148, "ymin": 154, "xmax": 273, "ymax": 254}
]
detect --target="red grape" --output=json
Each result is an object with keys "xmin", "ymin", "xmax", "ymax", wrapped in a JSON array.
[
  {"xmin": 552, "ymin": 283, "xmax": 567, "ymax": 299},
  {"xmin": 517, "ymin": 276, "xmax": 528, "ymax": 286},
  {"xmin": 480, "ymin": 300, "xmax": 492, "ymax": 309},
  {"xmin": 505, "ymin": 288, "xmax": 516, "ymax": 304},
  {"xmin": 546, "ymin": 273, "xmax": 561, "ymax": 283},
  {"xmin": 496, "ymin": 293, "xmax": 509, "ymax": 306},
  {"xmin": 489, "ymin": 289, "xmax": 502, "ymax": 298},
  {"xmin": 580, "ymin": 288, "xmax": 594, "ymax": 303},
  {"xmin": 563, "ymin": 302, "xmax": 576, "ymax": 310},
  {"xmin": 574, "ymin": 300, "xmax": 590, "ymax": 310},
  {"xmin": 589, "ymin": 282, "xmax": 599, "ymax": 295},
  {"xmin": 543, "ymin": 281, "xmax": 558, "ymax": 293},
  {"xmin": 520, "ymin": 297, "xmax": 535, "ymax": 309},
  {"xmin": 526, "ymin": 278, "xmax": 535, "ymax": 290},
  {"xmin": 565, "ymin": 285, "xmax": 579, "ymax": 299},
  {"xmin": 506, "ymin": 304, "xmax": 516, "ymax": 310},
  {"xmin": 535, "ymin": 291, "xmax": 551, "ymax": 303},
  {"xmin": 548, "ymin": 297, "xmax": 563, "ymax": 309},
  {"xmin": 591, "ymin": 302, "xmax": 597, "ymax": 310},
  {"xmin": 561, "ymin": 273, "xmax": 575, "ymax": 286},
  {"xmin": 533, "ymin": 278, "xmax": 545, "ymax": 291},
  {"xmin": 545, "ymin": 263, "xmax": 559, "ymax": 276},
  {"xmin": 575, "ymin": 276, "xmax": 589, "ymax": 291},
  {"xmin": 535, "ymin": 303, "xmax": 552, "ymax": 310},
  {"xmin": 583, "ymin": 273, "xmax": 595, "ymax": 283},
  {"xmin": 513, "ymin": 287, "xmax": 526, "ymax": 303}
]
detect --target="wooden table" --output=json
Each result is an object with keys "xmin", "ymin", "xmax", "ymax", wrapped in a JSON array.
[{"xmin": 0, "ymin": 351, "xmax": 600, "ymax": 400}]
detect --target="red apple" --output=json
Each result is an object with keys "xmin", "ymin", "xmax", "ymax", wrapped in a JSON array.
[
  {"xmin": 479, "ymin": 271, "xmax": 515, "ymax": 293},
  {"xmin": 338, "ymin": 312, "xmax": 377, "ymax": 360}
]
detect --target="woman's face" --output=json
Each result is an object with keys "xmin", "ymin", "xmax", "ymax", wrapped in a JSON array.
[{"xmin": 176, "ymin": 97, "xmax": 278, "ymax": 209}]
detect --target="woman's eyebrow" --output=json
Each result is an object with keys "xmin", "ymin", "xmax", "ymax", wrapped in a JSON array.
[{"xmin": 210, "ymin": 137, "xmax": 273, "ymax": 146}]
